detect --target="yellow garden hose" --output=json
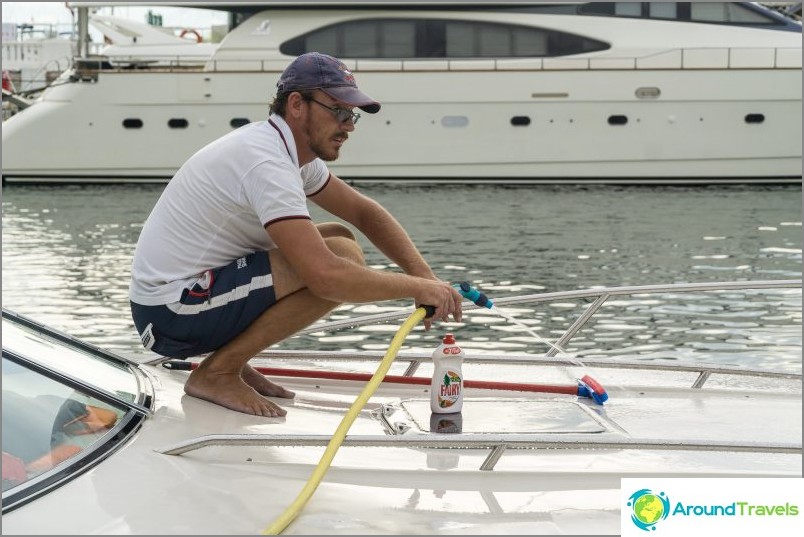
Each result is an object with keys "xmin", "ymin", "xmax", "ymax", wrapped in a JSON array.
[{"xmin": 262, "ymin": 306, "xmax": 430, "ymax": 535}]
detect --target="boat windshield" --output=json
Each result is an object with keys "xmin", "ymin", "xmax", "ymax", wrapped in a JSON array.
[
  {"xmin": 1, "ymin": 313, "xmax": 146, "ymax": 503},
  {"xmin": 1, "ymin": 356, "xmax": 126, "ymax": 491}
]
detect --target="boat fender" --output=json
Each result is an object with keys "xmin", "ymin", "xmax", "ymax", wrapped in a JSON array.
[
  {"xmin": 577, "ymin": 375, "xmax": 608, "ymax": 405},
  {"xmin": 179, "ymin": 28, "xmax": 202, "ymax": 43}
]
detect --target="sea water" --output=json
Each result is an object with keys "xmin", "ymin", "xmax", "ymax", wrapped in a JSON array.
[{"xmin": 2, "ymin": 183, "xmax": 801, "ymax": 372}]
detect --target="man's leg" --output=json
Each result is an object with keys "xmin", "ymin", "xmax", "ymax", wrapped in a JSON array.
[{"xmin": 184, "ymin": 224, "xmax": 364, "ymax": 416}]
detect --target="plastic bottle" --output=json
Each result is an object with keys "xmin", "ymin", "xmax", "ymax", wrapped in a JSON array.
[{"xmin": 430, "ymin": 333, "xmax": 465, "ymax": 414}]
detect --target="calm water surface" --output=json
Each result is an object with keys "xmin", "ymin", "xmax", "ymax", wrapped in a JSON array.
[{"xmin": 2, "ymin": 184, "xmax": 801, "ymax": 372}]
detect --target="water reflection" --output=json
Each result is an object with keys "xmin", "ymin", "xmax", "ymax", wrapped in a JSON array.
[{"xmin": 2, "ymin": 184, "xmax": 801, "ymax": 372}]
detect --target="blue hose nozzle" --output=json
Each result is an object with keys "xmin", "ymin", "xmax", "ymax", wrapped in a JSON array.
[{"xmin": 455, "ymin": 281, "xmax": 494, "ymax": 309}]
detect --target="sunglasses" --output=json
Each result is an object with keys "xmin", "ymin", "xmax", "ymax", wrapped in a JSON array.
[{"xmin": 308, "ymin": 98, "xmax": 361, "ymax": 125}]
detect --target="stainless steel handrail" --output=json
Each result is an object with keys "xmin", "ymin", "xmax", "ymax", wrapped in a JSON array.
[
  {"xmin": 142, "ymin": 281, "xmax": 802, "ymax": 386},
  {"xmin": 295, "ymin": 280, "xmax": 801, "ymax": 337},
  {"xmin": 66, "ymin": 46, "xmax": 803, "ymax": 74},
  {"xmin": 155, "ymin": 433, "xmax": 803, "ymax": 471}
]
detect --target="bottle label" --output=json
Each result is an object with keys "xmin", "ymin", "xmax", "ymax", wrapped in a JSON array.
[{"xmin": 437, "ymin": 369, "xmax": 462, "ymax": 408}]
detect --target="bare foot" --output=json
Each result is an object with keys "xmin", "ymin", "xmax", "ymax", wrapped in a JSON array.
[
  {"xmin": 242, "ymin": 364, "xmax": 296, "ymax": 399},
  {"xmin": 184, "ymin": 369, "xmax": 287, "ymax": 417}
]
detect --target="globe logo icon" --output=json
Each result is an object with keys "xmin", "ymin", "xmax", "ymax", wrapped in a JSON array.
[{"xmin": 627, "ymin": 489, "xmax": 670, "ymax": 531}]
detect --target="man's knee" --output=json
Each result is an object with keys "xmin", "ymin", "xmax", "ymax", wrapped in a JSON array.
[
  {"xmin": 317, "ymin": 222, "xmax": 356, "ymax": 241},
  {"xmin": 324, "ymin": 235, "xmax": 364, "ymax": 265}
]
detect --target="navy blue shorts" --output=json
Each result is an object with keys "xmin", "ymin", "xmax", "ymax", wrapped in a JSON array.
[{"xmin": 130, "ymin": 252, "xmax": 277, "ymax": 359}]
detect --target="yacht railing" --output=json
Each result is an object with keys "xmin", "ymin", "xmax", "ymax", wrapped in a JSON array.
[
  {"xmin": 156, "ymin": 433, "xmax": 803, "ymax": 471},
  {"xmin": 155, "ymin": 281, "xmax": 801, "ymax": 469},
  {"xmin": 69, "ymin": 46, "xmax": 802, "ymax": 75},
  {"xmin": 296, "ymin": 279, "xmax": 801, "ymax": 337},
  {"xmin": 255, "ymin": 280, "xmax": 800, "ymax": 389},
  {"xmin": 142, "ymin": 279, "xmax": 802, "ymax": 390}
]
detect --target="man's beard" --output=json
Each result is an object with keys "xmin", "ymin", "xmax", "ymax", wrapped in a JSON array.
[{"xmin": 304, "ymin": 121, "xmax": 342, "ymax": 162}]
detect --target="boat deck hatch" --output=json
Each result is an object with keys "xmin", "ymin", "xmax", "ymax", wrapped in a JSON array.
[{"xmin": 391, "ymin": 399, "xmax": 607, "ymax": 435}]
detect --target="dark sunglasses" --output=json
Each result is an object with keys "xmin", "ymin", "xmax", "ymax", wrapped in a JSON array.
[{"xmin": 308, "ymin": 98, "xmax": 361, "ymax": 125}]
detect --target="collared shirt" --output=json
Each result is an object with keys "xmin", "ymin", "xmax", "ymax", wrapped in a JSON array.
[{"xmin": 129, "ymin": 114, "xmax": 330, "ymax": 305}]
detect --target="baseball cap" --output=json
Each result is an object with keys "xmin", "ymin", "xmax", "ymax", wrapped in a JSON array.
[{"xmin": 276, "ymin": 52, "xmax": 381, "ymax": 114}]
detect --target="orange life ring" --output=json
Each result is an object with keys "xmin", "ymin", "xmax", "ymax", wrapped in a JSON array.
[{"xmin": 179, "ymin": 28, "xmax": 202, "ymax": 43}]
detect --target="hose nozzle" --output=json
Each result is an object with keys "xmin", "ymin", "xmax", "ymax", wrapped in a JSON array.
[{"xmin": 455, "ymin": 281, "xmax": 494, "ymax": 309}]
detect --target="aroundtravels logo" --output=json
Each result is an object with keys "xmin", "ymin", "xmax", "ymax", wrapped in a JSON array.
[
  {"xmin": 622, "ymin": 479, "xmax": 803, "ymax": 535},
  {"xmin": 627, "ymin": 489, "xmax": 671, "ymax": 531},
  {"xmin": 625, "ymin": 483, "xmax": 800, "ymax": 533}
]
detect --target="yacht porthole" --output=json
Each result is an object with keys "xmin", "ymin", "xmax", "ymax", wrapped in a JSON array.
[
  {"xmin": 168, "ymin": 119, "xmax": 189, "ymax": 129},
  {"xmin": 441, "ymin": 116, "xmax": 469, "ymax": 128},
  {"xmin": 608, "ymin": 115, "xmax": 628, "ymax": 125},
  {"xmin": 745, "ymin": 114, "xmax": 765, "ymax": 124},
  {"xmin": 635, "ymin": 87, "xmax": 661, "ymax": 99},
  {"xmin": 510, "ymin": 116, "xmax": 531, "ymax": 126},
  {"xmin": 122, "ymin": 119, "xmax": 143, "ymax": 129}
]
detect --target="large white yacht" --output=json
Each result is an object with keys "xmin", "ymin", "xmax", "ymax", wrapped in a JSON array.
[{"xmin": 2, "ymin": 1, "xmax": 801, "ymax": 184}]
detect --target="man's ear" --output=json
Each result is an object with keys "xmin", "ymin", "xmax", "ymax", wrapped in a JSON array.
[{"xmin": 287, "ymin": 92, "xmax": 307, "ymax": 121}]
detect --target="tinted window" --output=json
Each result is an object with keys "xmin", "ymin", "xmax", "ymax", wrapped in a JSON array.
[
  {"xmin": 579, "ymin": 2, "xmax": 781, "ymax": 24},
  {"xmin": 690, "ymin": 2, "xmax": 773, "ymax": 23},
  {"xmin": 281, "ymin": 18, "xmax": 609, "ymax": 59},
  {"xmin": 649, "ymin": 2, "xmax": 678, "ymax": 19}
]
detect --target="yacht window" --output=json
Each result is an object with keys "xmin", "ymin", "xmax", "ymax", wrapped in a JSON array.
[
  {"xmin": 649, "ymin": 2, "xmax": 677, "ymax": 19},
  {"xmin": 614, "ymin": 2, "xmax": 642, "ymax": 17},
  {"xmin": 445, "ymin": 22, "xmax": 473, "ymax": 57},
  {"xmin": 230, "ymin": 118, "xmax": 250, "ymax": 128},
  {"xmin": 343, "ymin": 20, "xmax": 378, "ymax": 57},
  {"xmin": 168, "ymin": 118, "xmax": 189, "ymax": 129},
  {"xmin": 691, "ymin": 3, "xmax": 730, "ymax": 21},
  {"xmin": 384, "ymin": 21, "xmax": 415, "ymax": 57},
  {"xmin": 690, "ymin": 3, "xmax": 773, "ymax": 23},
  {"xmin": 578, "ymin": 3, "xmax": 618, "ymax": 16},
  {"xmin": 306, "ymin": 26, "xmax": 338, "ymax": 55},
  {"xmin": 280, "ymin": 18, "xmax": 608, "ymax": 59},
  {"xmin": 122, "ymin": 119, "xmax": 143, "ymax": 129},
  {"xmin": 512, "ymin": 27, "xmax": 548, "ymax": 56}
]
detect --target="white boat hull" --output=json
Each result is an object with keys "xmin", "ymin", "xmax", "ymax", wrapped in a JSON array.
[
  {"xmin": 2, "ymin": 66, "xmax": 801, "ymax": 183},
  {"xmin": 2, "ymin": 365, "xmax": 800, "ymax": 535},
  {"xmin": 2, "ymin": 281, "xmax": 800, "ymax": 534},
  {"xmin": 2, "ymin": 4, "xmax": 801, "ymax": 184}
]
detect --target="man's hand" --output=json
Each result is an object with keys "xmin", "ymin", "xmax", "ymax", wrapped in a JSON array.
[{"xmin": 415, "ymin": 279, "xmax": 463, "ymax": 331}]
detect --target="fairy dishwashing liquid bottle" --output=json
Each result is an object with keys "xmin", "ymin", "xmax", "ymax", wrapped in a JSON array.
[{"xmin": 430, "ymin": 333, "xmax": 465, "ymax": 414}]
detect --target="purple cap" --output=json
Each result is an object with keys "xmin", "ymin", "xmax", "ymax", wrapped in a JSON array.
[{"xmin": 277, "ymin": 52, "xmax": 381, "ymax": 114}]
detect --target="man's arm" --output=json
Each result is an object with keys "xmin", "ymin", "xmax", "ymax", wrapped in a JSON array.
[
  {"xmin": 266, "ymin": 217, "xmax": 461, "ymax": 322},
  {"xmin": 309, "ymin": 174, "xmax": 437, "ymax": 280}
]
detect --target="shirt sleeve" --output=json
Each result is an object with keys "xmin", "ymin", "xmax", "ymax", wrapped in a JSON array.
[
  {"xmin": 242, "ymin": 159, "xmax": 311, "ymax": 226},
  {"xmin": 300, "ymin": 158, "xmax": 331, "ymax": 196}
]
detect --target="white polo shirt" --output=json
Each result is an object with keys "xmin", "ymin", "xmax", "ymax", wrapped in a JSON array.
[{"xmin": 129, "ymin": 114, "xmax": 330, "ymax": 306}]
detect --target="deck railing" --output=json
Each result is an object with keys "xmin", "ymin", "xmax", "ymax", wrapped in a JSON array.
[
  {"xmin": 68, "ymin": 46, "xmax": 803, "ymax": 75},
  {"xmin": 156, "ymin": 432, "xmax": 803, "ymax": 471}
]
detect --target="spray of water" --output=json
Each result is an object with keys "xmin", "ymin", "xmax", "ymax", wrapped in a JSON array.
[
  {"xmin": 488, "ymin": 305, "xmax": 586, "ymax": 368},
  {"xmin": 455, "ymin": 282, "xmax": 609, "ymax": 402},
  {"xmin": 454, "ymin": 282, "xmax": 587, "ymax": 379}
]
